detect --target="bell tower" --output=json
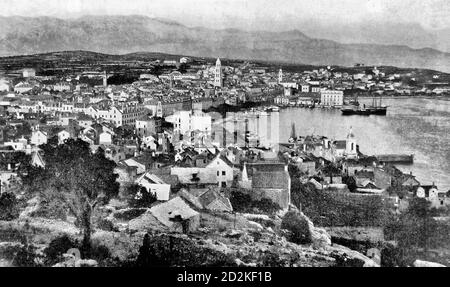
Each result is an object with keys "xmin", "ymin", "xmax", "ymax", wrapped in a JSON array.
[
  {"xmin": 345, "ymin": 126, "xmax": 357, "ymax": 158},
  {"xmin": 278, "ymin": 68, "xmax": 283, "ymax": 84},
  {"xmin": 214, "ymin": 58, "xmax": 223, "ymax": 88}
]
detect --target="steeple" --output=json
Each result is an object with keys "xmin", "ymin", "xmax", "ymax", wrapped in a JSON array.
[{"xmin": 347, "ymin": 126, "xmax": 355, "ymax": 139}]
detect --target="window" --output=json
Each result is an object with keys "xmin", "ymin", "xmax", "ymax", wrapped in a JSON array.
[
  {"xmin": 221, "ymin": 182, "xmax": 226, "ymax": 188},
  {"xmin": 222, "ymin": 171, "xmax": 226, "ymax": 176},
  {"xmin": 217, "ymin": 171, "xmax": 219, "ymax": 176}
]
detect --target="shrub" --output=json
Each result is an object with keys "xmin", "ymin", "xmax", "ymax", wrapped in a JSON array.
[
  {"xmin": 0, "ymin": 192, "xmax": 20, "ymax": 221},
  {"xmin": 96, "ymin": 218, "xmax": 118, "ymax": 232},
  {"xmin": 252, "ymin": 198, "xmax": 281, "ymax": 214},
  {"xmin": 44, "ymin": 235, "xmax": 78, "ymax": 265},
  {"xmin": 89, "ymin": 244, "xmax": 111, "ymax": 263},
  {"xmin": 31, "ymin": 198, "xmax": 67, "ymax": 220},
  {"xmin": 260, "ymin": 252, "xmax": 285, "ymax": 267},
  {"xmin": 229, "ymin": 189, "xmax": 281, "ymax": 215},
  {"xmin": 281, "ymin": 211, "xmax": 312, "ymax": 244},
  {"xmin": 229, "ymin": 189, "xmax": 252, "ymax": 212}
]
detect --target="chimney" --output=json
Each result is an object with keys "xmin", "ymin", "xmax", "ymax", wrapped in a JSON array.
[{"xmin": 7, "ymin": 163, "xmax": 11, "ymax": 170}]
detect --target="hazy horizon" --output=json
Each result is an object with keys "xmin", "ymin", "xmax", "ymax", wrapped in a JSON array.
[{"xmin": 0, "ymin": 0, "xmax": 448, "ymax": 31}]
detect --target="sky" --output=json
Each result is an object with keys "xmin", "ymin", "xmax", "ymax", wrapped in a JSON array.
[{"xmin": 0, "ymin": 0, "xmax": 449, "ymax": 31}]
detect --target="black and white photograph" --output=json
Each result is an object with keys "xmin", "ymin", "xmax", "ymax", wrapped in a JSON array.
[{"xmin": 0, "ymin": 0, "xmax": 449, "ymax": 273}]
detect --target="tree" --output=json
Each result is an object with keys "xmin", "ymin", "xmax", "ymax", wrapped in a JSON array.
[
  {"xmin": 322, "ymin": 162, "xmax": 341, "ymax": 184},
  {"xmin": 229, "ymin": 189, "xmax": 253, "ymax": 213},
  {"xmin": 126, "ymin": 184, "xmax": 157, "ymax": 208},
  {"xmin": 0, "ymin": 192, "xmax": 20, "ymax": 221},
  {"xmin": 31, "ymin": 139, "xmax": 119, "ymax": 255}
]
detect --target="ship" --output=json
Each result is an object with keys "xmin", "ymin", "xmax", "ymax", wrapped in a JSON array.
[{"xmin": 341, "ymin": 94, "xmax": 388, "ymax": 116}]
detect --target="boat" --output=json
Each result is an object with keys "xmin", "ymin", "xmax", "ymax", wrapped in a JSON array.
[
  {"xmin": 265, "ymin": 105, "xmax": 280, "ymax": 112},
  {"xmin": 341, "ymin": 104, "xmax": 371, "ymax": 115},
  {"xmin": 376, "ymin": 154, "xmax": 414, "ymax": 164},
  {"xmin": 341, "ymin": 94, "xmax": 388, "ymax": 116}
]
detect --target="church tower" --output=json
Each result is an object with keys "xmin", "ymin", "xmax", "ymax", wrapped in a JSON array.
[
  {"xmin": 278, "ymin": 68, "xmax": 283, "ymax": 84},
  {"xmin": 214, "ymin": 58, "xmax": 223, "ymax": 88},
  {"xmin": 345, "ymin": 126, "xmax": 358, "ymax": 158},
  {"xmin": 103, "ymin": 71, "xmax": 107, "ymax": 87}
]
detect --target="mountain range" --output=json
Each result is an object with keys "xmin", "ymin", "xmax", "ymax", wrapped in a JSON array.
[{"xmin": 0, "ymin": 15, "xmax": 449, "ymax": 72}]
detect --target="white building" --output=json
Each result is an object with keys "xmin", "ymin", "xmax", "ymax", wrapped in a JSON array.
[
  {"xmin": 167, "ymin": 110, "xmax": 212, "ymax": 137},
  {"xmin": 320, "ymin": 89, "xmax": 344, "ymax": 107},
  {"xmin": 135, "ymin": 172, "xmax": 171, "ymax": 201},
  {"xmin": 14, "ymin": 82, "xmax": 34, "ymax": 94},
  {"xmin": 136, "ymin": 119, "xmax": 157, "ymax": 138},
  {"xmin": 0, "ymin": 79, "xmax": 11, "ymax": 92},
  {"xmin": 30, "ymin": 129, "xmax": 48, "ymax": 146},
  {"xmin": 85, "ymin": 104, "xmax": 146, "ymax": 127},
  {"xmin": 99, "ymin": 132, "xmax": 113, "ymax": 145},
  {"xmin": 171, "ymin": 154, "xmax": 233, "ymax": 187},
  {"xmin": 57, "ymin": 130, "xmax": 71, "ymax": 145},
  {"xmin": 22, "ymin": 68, "xmax": 36, "ymax": 78},
  {"xmin": 300, "ymin": 84, "xmax": 310, "ymax": 93}
]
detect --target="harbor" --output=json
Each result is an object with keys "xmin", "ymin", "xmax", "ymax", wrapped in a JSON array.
[{"xmin": 278, "ymin": 97, "xmax": 450, "ymax": 191}]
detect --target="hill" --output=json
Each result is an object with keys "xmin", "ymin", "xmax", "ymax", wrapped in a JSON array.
[{"xmin": 0, "ymin": 15, "xmax": 448, "ymax": 72}]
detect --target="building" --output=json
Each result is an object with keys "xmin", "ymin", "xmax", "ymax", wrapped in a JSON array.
[
  {"xmin": 22, "ymin": 68, "xmax": 36, "ymax": 78},
  {"xmin": 58, "ymin": 130, "xmax": 71, "ymax": 145},
  {"xmin": 14, "ymin": 82, "xmax": 34, "ymax": 94},
  {"xmin": 85, "ymin": 104, "xmax": 146, "ymax": 127},
  {"xmin": 240, "ymin": 162, "xmax": 291, "ymax": 210},
  {"xmin": 278, "ymin": 69, "xmax": 283, "ymax": 84},
  {"xmin": 345, "ymin": 127, "xmax": 358, "ymax": 159},
  {"xmin": 135, "ymin": 172, "xmax": 171, "ymax": 201},
  {"xmin": 149, "ymin": 197, "xmax": 200, "ymax": 233},
  {"xmin": 214, "ymin": 58, "xmax": 223, "ymax": 88},
  {"xmin": 99, "ymin": 132, "xmax": 113, "ymax": 145},
  {"xmin": 300, "ymin": 84, "xmax": 310, "ymax": 93},
  {"xmin": 320, "ymin": 90, "xmax": 344, "ymax": 106},
  {"xmin": 171, "ymin": 154, "xmax": 234, "ymax": 187},
  {"xmin": 167, "ymin": 110, "xmax": 212, "ymax": 138},
  {"xmin": 0, "ymin": 79, "xmax": 11, "ymax": 92},
  {"xmin": 30, "ymin": 129, "xmax": 48, "ymax": 146},
  {"xmin": 135, "ymin": 118, "xmax": 161, "ymax": 138}
]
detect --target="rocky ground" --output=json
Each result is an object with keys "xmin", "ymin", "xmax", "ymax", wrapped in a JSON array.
[{"xmin": 0, "ymin": 201, "xmax": 381, "ymax": 267}]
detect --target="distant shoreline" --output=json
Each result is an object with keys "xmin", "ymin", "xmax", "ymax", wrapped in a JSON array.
[{"xmin": 355, "ymin": 95, "xmax": 450, "ymax": 101}]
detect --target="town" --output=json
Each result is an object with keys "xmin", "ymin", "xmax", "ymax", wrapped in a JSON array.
[{"xmin": 0, "ymin": 50, "xmax": 450, "ymax": 267}]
